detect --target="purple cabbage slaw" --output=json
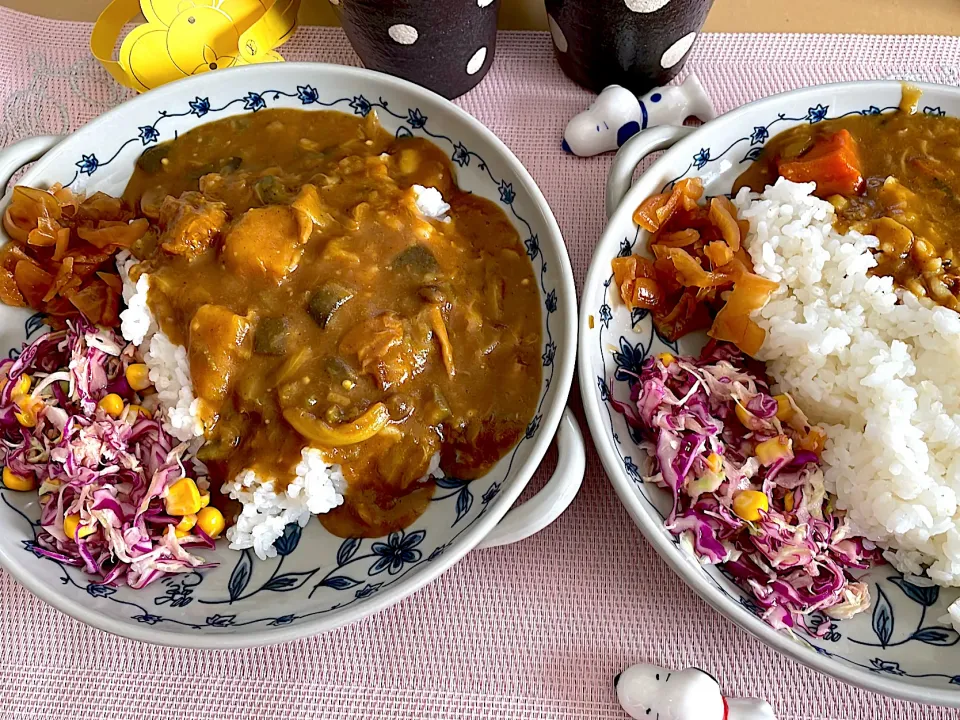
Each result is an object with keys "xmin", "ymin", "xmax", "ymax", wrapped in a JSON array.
[
  {"xmin": 0, "ymin": 319, "xmax": 214, "ymax": 588},
  {"xmin": 612, "ymin": 341, "xmax": 879, "ymax": 634}
]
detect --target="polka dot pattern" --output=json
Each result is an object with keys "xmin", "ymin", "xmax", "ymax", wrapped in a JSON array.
[
  {"xmin": 623, "ymin": 0, "xmax": 671, "ymax": 11},
  {"xmin": 466, "ymin": 46, "xmax": 487, "ymax": 75},
  {"xmin": 388, "ymin": 24, "xmax": 419, "ymax": 45},
  {"xmin": 548, "ymin": 14, "xmax": 568, "ymax": 53},
  {"xmin": 660, "ymin": 31, "xmax": 697, "ymax": 69}
]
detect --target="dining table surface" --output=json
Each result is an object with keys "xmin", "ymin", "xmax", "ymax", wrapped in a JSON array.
[
  {"xmin": 2, "ymin": 2, "xmax": 960, "ymax": 720},
  {"xmin": 0, "ymin": 0, "xmax": 958, "ymax": 34}
]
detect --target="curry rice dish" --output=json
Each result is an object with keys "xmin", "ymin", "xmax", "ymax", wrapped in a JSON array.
[{"xmin": 0, "ymin": 107, "xmax": 544, "ymax": 567}]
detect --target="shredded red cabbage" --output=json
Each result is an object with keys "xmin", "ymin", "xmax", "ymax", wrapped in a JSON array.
[
  {"xmin": 0, "ymin": 319, "xmax": 213, "ymax": 588},
  {"xmin": 613, "ymin": 340, "xmax": 879, "ymax": 634}
]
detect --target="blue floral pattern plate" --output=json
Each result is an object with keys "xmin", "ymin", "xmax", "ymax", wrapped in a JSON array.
[
  {"xmin": 579, "ymin": 81, "xmax": 960, "ymax": 707},
  {"xmin": 0, "ymin": 63, "xmax": 579, "ymax": 648}
]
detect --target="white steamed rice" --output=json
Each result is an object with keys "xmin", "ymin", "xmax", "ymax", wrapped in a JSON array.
[{"xmin": 737, "ymin": 178, "xmax": 960, "ymax": 585}]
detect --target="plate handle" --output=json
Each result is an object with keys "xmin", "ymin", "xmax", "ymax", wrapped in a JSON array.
[
  {"xmin": 0, "ymin": 136, "xmax": 63, "ymax": 196},
  {"xmin": 476, "ymin": 407, "xmax": 585, "ymax": 549},
  {"xmin": 605, "ymin": 125, "xmax": 695, "ymax": 219}
]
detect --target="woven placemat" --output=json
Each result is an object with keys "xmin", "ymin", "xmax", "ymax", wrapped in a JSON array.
[{"xmin": 2, "ymin": 8, "xmax": 960, "ymax": 718}]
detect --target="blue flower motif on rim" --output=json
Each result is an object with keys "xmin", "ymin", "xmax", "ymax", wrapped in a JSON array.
[
  {"xmin": 268, "ymin": 614, "xmax": 295, "ymax": 626},
  {"xmin": 189, "ymin": 96, "xmax": 211, "ymax": 117},
  {"xmin": 134, "ymin": 614, "xmax": 161, "ymax": 625},
  {"xmin": 613, "ymin": 335, "xmax": 646, "ymax": 382},
  {"xmin": 481, "ymin": 483, "xmax": 501, "ymax": 505},
  {"xmin": 355, "ymin": 583, "xmax": 383, "ymax": 599},
  {"xmin": 749, "ymin": 126, "xmax": 769, "ymax": 145},
  {"xmin": 349, "ymin": 95, "xmax": 372, "ymax": 116},
  {"xmin": 806, "ymin": 104, "xmax": 829, "ymax": 123},
  {"xmin": 407, "ymin": 108, "xmax": 427, "ymax": 129},
  {"xmin": 545, "ymin": 290, "xmax": 557, "ymax": 314},
  {"xmin": 542, "ymin": 340, "xmax": 556, "ymax": 367},
  {"xmin": 870, "ymin": 658, "xmax": 905, "ymax": 676},
  {"xmin": 206, "ymin": 613, "xmax": 236, "ymax": 627},
  {"xmin": 525, "ymin": 414, "xmax": 541, "ymax": 439},
  {"xmin": 138, "ymin": 125, "xmax": 160, "ymax": 145},
  {"xmin": 243, "ymin": 92, "xmax": 267, "ymax": 112},
  {"xmin": 86, "ymin": 583, "xmax": 116, "ymax": 598},
  {"xmin": 498, "ymin": 180, "xmax": 516, "ymax": 205},
  {"xmin": 692, "ymin": 148, "xmax": 711, "ymax": 169},
  {"xmin": 370, "ymin": 530, "xmax": 425, "ymax": 576},
  {"xmin": 296, "ymin": 84, "xmax": 319, "ymax": 104},
  {"xmin": 597, "ymin": 376, "xmax": 610, "ymax": 402},
  {"xmin": 598, "ymin": 303, "xmax": 613, "ymax": 329},
  {"xmin": 451, "ymin": 142, "xmax": 470, "ymax": 167},
  {"xmin": 623, "ymin": 456, "xmax": 641, "ymax": 482},
  {"xmin": 524, "ymin": 234, "xmax": 540, "ymax": 260},
  {"xmin": 617, "ymin": 238, "xmax": 633, "ymax": 257},
  {"xmin": 924, "ymin": 106, "xmax": 947, "ymax": 116},
  {"xmin": 75, "ymin": 154, "xmax": 99, "ymax": 176}
]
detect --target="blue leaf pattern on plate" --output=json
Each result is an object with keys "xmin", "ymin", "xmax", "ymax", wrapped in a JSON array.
[
  {"xmin": 227, "ymin": 549, "xmax": 254, "ymax": 602},
  {"xmin": 336, "ymin": 537, "xmax": 362, "ymax": 566},
  {"xmin": 274, "ymin": 523, "xmax": 302, "ymax": 557},
  {"xmin": 889, "ymin": 576, "xmax": 939, "ymax": 607}
]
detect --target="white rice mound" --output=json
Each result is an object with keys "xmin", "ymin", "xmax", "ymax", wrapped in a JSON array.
[
  {"xmin": 223, "ymin": 448, "xmax": 346, "ymax": 559},
  {"xmin": 736, "ymin": 178, "xmax": 960, "ymax": 585},
  {"xmin": 117, "ymin": 252, "xmax": 203, "ymax": 442}
]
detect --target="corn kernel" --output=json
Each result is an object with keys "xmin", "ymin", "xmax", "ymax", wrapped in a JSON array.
[
  {"xmin": 657, "ymin": 352, "xmax": 676, "ymax": 367},
  {"xmin": 705, "ymin": 453, "xmax": 722, "ymax": 474},
  {"xmin": 63, "ymin": 513, "xmax": 95, "ymax": 540},
  {"xmin": 774, "ymin": 394, "xmax": 794, "ymax": 422},
  {"xmin": 199, "ymin": 492, "xmax": 211, "ymax": 509},
  {"xmin": 342, "ymin": 379, "xmax": 355, "ymax": 390},
  {"xmin": 197, "ymin": 506, "xmax": 225, "ymax": 539},
  {"xmin": 175, "ymin": 514, "xmax": 197, "ymax": 538},
  {"xmin": 164, "ymin": 477, "xmax": 203, "ymax": 516},
  {"xmin": 755, "ymin": 435, "xmax": 793, "ymax": 466},
  {"xmin": 98, "ymin": 393, "xmax": 124, "ymax": 418},
  {"xmin": 11, "ymin": 374, "xmax": 31, "ymax": 397},
  {"xmin": 14, "ymin": 409, "xmax": 37, "ymax": 427},
  {"xmin": 125, "ymin": 363, "xmax": 152, "ymax": 392},
  {"xmin": 2, "ymin": 466, "xmax": 33, "ymax": 491},
  {"xmin": 799, "ymin": 426, "xmax": 827, "ymax": 456},
  {"xmin": 733, "ymin": 490, "xmax": 769, "ymax": 522},
  {"xmin": 783, "ymin": 491, "xmax": 795, "ymax": 513}
]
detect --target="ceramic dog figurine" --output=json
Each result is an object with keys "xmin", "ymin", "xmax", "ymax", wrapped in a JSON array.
[
  {"xmin": 615, "ymin": 663, "xmax": 777, "ymax": 720},
  {"xmin": 562, "ymin": 72, "xmax": 715, "ymax": 156}
]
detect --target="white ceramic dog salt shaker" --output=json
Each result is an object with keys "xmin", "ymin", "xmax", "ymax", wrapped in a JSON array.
[
  {"xmin": 562, "ymin": 72, "xmax": 716, "ymax": 156},
  {"xmin": 615, "ymin": 663, "xmax": 777, "ymax": 720}
]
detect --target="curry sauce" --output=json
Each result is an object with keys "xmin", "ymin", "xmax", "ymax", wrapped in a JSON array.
[
  {"xmin": 123, "ymin": 109, "xmax": 542, "ymax": 537},
  {"xmin": 735, "ymin": 109, "xmax": 960, "ymax": 310}
]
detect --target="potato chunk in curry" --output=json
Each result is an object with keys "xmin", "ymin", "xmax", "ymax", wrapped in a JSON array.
[
  {"xmin": 222, "ymin": 205, "xmax": 305, "ymax": 282},
  {"xmin": 188, "ymin": 304, "xmax": 252, "ymax": 422}
]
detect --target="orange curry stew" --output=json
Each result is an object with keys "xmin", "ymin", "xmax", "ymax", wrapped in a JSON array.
[{"xmin": 119, "ymin": 108, "xmax": 542, "ymax": 537}]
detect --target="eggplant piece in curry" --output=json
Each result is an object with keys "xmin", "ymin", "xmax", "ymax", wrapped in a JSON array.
[{"xmin": 121, "ymin": 109, "xmax": 542, "ymax": 537}]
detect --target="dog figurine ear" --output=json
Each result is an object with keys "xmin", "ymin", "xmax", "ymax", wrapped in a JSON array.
[
  {"xmin": 615, "ymin": 663, "xmax": 777, "ymax": 720},
  {"xmin": 562, "ymin": 72, "xmax": 716, "ymax": 156}
]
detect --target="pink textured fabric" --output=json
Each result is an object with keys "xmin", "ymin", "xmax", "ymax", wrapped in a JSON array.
[{"xmin": 2, "ymin": 8, "xmax": 960, "ymax": 718}]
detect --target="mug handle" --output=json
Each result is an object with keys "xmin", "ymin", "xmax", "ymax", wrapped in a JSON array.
[
  {"xmin": 605, "ymin": 125, "xmax": 695, "ymax": 219},
  {"xmin": 0, "ymin": 136, "xmax": 63, "ymax": 195},
  {"xmin": 476, "ymin": 407, "xmax": 585, "ymax": 550}
]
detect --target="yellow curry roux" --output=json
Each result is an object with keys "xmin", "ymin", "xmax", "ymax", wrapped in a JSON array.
[{"xmin": 123, "ymin": 109, "xmax": 543, "ymax": 537}]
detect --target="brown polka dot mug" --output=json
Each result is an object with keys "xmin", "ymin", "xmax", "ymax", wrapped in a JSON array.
[
  {"xmin": 328, "ymin": 0, "xmax": 500, "ymax": 99},
  {"xmin": 545, "ymin": 0, "xmax": 714, "ymax": 94}
]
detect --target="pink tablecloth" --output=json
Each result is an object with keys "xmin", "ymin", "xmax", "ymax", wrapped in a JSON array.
[{"xmin": 2, "ymin": 9, "xmax": 960, "ymax": 719}]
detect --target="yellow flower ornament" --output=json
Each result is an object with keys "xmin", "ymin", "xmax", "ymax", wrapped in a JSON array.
[{"xmin": 91, "ymin": 0, "xmax": 299, "ymax": 92}]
